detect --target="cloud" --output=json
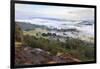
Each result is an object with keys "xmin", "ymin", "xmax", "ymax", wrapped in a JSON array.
[{"xmin": 15, "ymin": 3, "xmax": 94, "ymax": 21}]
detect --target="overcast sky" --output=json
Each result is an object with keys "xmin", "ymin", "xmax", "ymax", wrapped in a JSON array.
[{"xmin": 15, "ymin": 3, "xmax": 94, "ymax": 21}]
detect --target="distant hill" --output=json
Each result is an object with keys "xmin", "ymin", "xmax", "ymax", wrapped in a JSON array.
[
  {"xmin": 16, "ymin": 22, "xmax": 49, "ymax": 31},
  {"xmin": 77, "ymin": 20, "xmax": 94, "ymax": 26}
]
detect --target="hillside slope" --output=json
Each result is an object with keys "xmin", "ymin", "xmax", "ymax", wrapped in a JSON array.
[{"xmin": 15, "ymin": 23, "xmax": 81, "ymax": 65}]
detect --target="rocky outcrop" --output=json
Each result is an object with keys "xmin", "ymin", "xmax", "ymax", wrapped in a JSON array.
[{"xmin": 15, "ymin": 46, "xmax": 81, "ymax": 65}]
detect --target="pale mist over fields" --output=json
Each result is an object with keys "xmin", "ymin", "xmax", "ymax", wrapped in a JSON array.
[{"xmin": 15, "ymin": 4, "xmax": 94, "ymax": 42}]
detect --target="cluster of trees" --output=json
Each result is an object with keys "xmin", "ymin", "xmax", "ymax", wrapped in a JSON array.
[
  {"xmin": 64, "ymin": 37, "xmax": 94, "ymax": 60},
  {"xmin": 15, "ymin": 23, "xmax": 23, "ymax": 42},
  {"xmin": 42, "ymin": 33, "xmax": 56, "ymax": 37},
  {"xmin": 23, "ymin": 35, "xmax": 65, "ymax": 55},
  {"xmin": 23, "ymin": 35, "xmax": 94, "ymax": 61}
]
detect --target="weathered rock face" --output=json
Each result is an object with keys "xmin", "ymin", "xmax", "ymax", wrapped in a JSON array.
[
  {"xmin": 15, "ymin": 46, "xmax": 81, "ymax": 65},
  {"xmin": 15, "ymin": 47, "xmax": 52, "ymax": 65}
]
